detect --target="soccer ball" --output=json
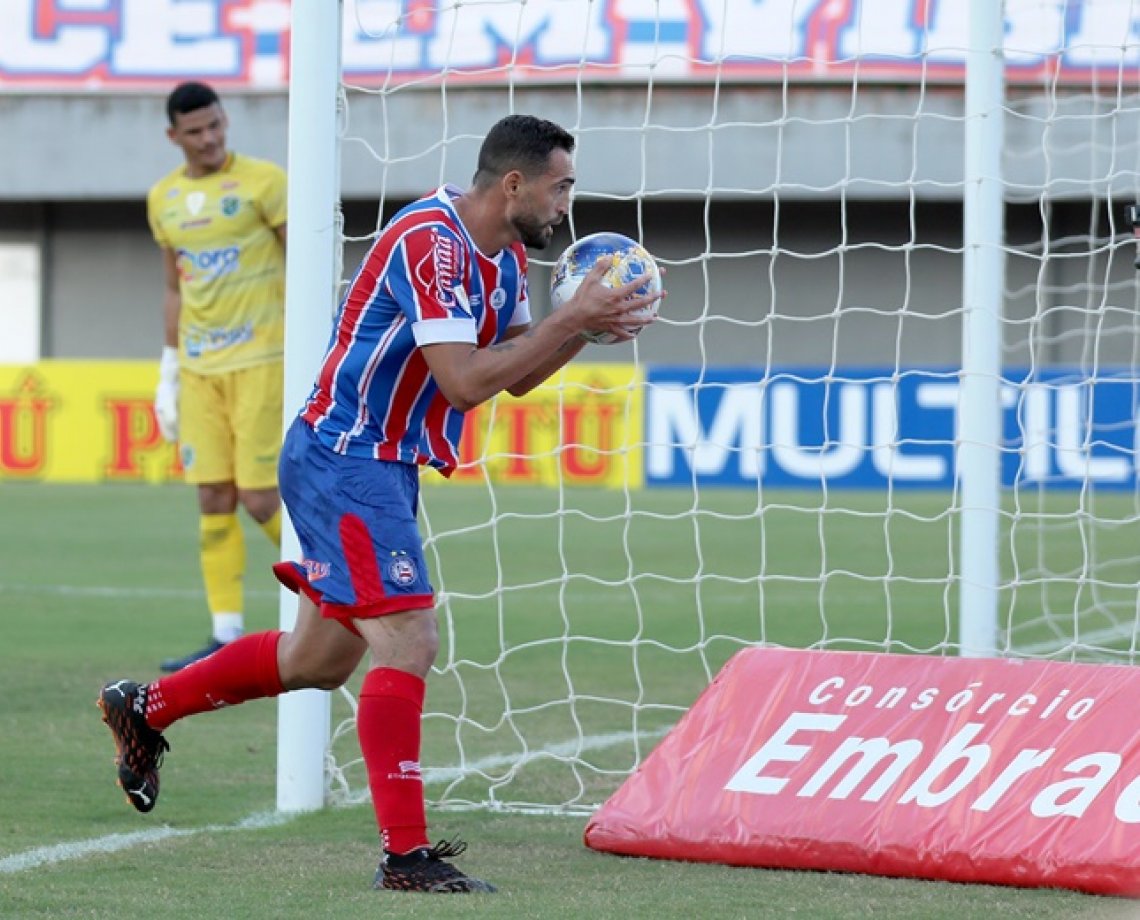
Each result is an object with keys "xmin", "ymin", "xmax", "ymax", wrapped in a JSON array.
[{"xmin": 550, "ymin": 232, "xmax": 662, "ymax": 344}]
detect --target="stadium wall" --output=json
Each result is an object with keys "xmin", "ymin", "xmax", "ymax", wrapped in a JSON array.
[
  {"xmin": 0, "ymin": 193, "xmax": 1132, "ymax": 368},
  {"xmin": 0, "ymin": 84, "xmax": 1135, "ymax": 368}
]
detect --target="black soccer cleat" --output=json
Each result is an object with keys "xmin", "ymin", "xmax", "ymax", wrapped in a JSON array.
[
  {"xmin": 373, "ymin": 838, "xmax": 496, "ymax": 893},
  {"xmin": 159, "ymin": 637, "xmax": 227, "ymax": 673},
  {"xmin": 97, "ymin": 680, "xmax": 170, "ymax": 813}
]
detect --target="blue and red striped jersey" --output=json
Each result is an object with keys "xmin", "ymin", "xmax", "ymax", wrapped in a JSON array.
[{"xmin": 299, "ymin": 185, "xmax": 532, "ymax": 475}]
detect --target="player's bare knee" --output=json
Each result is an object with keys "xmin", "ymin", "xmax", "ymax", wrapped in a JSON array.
[
  {"xmin": 412, "ymin": 617, "xmax": 440, "ymax": 662},
  {"xmin": 238, "ymin": 487, "xmax": 279, "ymax": 523},
  {"xmin": 277, "ymin": 630, "xmax": 361, "ymax": 690},
  {"xmin": 357, "ymin": 609, "xmax": 439, "ymax": 677},
  {"xmin": 407, "ymin": 613, "xmax": 440, "ymax": 666},
  {"xmin": 305, "ymin": 662, "xmax": 355, "ymax": 690},
  {"xmin": 198, "ymin": 481, "xmax": 238, "ymax": 514},
  {"xmin": 280, "ymin": 652, "xmax": 356, "ymax": 691}
]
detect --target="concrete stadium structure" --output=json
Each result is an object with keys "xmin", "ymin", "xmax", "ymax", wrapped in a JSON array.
[{"xmin": 1, "ymin": 84, "xmax": 1137, "ymax": 367}]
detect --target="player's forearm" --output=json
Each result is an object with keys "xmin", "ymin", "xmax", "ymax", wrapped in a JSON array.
[
  {"xmin": 426, "ymin": 311, "xmax": 585, "ymax": 411},
  {"xmin": 162, "ymin": 290, "xmax": 181, "ymax": 348},
  {"xmin": 463, "ymin": 315, "xmax": 582, "ymax": 405},
  {"xmin": 507, "ymin": 333, "xmax": 588, "ymax": 397}
]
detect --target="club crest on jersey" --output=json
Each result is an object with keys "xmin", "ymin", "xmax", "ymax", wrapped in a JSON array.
[
  {"xmin": 221, "ymin": 195, "xmax": 240, "ymax": 217},
  {"xmin": 388, "ymin": 552, "xmax": 418, "ymax": 586},
  {"xmin": 490, "ymin": 287, "xmax": 507, "ymax": 309}
]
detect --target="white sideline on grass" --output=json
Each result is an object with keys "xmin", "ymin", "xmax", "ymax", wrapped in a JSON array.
[
  {"xmin": 1, "ymin": 582, "xmax": 278, "ymax": 600},
  {"xmin": 1009, "ymin": 624, "xmax": 1140, "ymax": 660},
  {"xmin": 0, "ymin": 728, "xmax": 668, "ymax": 874},
  {"xmin": 0, "ymin": 813, "xmax": 286, "ymax": 874}
]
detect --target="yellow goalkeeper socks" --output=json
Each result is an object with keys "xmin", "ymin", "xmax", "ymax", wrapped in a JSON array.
[
  {"xmin": 258, "ymin": 507, "xmax": 282, "ymax": 546},
  {"xmin": 200, "ymin": 512, "xmax": 245, "ymax": 641}
]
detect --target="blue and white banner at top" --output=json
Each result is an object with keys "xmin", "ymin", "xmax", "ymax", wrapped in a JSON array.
[
  {"xmin": 645, "ymin": 367, "xmax": 1140, "ymax": 490},
  {"xmin": 3, "ymin": 0, "xmax": 1140, "ymax": 90}
]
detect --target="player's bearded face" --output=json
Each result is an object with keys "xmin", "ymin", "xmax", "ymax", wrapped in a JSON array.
[
  {"xmin": 513, "ymin": 210, "xmax": 556, "ymax": 249},
  {"xmin": 508, "ymin": 152, "xmax": 573, "ymax": 249},
  {"xmin": 512, "ymin": 182, "xmax": 566, "ymax": 250}
]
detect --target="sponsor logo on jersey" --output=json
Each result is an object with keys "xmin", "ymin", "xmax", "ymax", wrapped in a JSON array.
[
  {"xmin": 186, "ymin": 191, "xmax": 206, "ymax": 216},
  {"xmin": 183, "ymin": 322, "xmax": 254, "ymax": 357},
  {"xmin": 388, "ymin": 759, "xmax": 422, "ymax": 780},
  {"xmin": 175, "ymin": 245, "xmax": 240, "ymax": 283},
  {"xmin": 302, "ymin": 558, "xmax": 331, "ymax": 581},
  {"xmin": 431, "ymin": 230, "xmax": 458, "ymax": 308}
]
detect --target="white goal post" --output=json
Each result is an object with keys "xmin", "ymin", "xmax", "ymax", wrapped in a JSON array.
[
  {"xmin": 276, "ymin": 0, "xmax": 342, "ymax": 812},
  {"xmin": 279, "ymin": 0, "xmax": 1140, "ymax": 815},
  {"xmin": 959, "ymin": 0, "xmax": 1005, "ymax": 657}
]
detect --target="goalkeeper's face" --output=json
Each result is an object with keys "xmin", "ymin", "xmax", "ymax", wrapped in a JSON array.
[
  {"xmin": 511, "ymin": 149, "xmax": 574, "ymax": 250},
  {"xmin": 167, "ymin": 103, "xmax": 229, "ymax": 178}
]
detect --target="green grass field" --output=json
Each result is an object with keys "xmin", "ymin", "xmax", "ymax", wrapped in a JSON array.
[{"xmin": 0, "ymin": 482, "xmax": 1135, "ymax": 919}]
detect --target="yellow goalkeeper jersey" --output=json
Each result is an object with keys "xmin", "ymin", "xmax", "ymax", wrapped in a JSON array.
[{"xmin": 147, "ymin": 153, "xmax": 287, "ymax": 375}]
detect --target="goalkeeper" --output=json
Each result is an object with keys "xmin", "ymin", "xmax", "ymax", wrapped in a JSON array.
[
  {"xmin": 148, "ymin": 81, "xmax": 287, "ymax": 672},
  {"xmin": 99, "ymin": 114, "xmax": 664, "ymax": 894}
]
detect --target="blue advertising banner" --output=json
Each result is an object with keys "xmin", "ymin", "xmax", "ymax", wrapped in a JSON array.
[{"xmin": 645, "ymin": 367, "xmax": 1139, "ymax": 490}]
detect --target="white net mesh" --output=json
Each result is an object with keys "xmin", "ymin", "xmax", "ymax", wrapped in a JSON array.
[
  {"xmin": 999, "ymin": 48, "xmax": 1140, "ymax": 660},
  {"xmin": 319, "ymin": 0, "xmax": 1140, "ymax": 813}
]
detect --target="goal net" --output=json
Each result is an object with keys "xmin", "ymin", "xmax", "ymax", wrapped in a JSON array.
[{"xmin": 298, "ymin": 0, "xmax": 1140, "ymax": 815}]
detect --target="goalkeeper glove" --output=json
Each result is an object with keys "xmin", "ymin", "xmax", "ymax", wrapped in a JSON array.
[{"xmin": 154, "ymin": 346, "xmax": 180, "ymax": 443}]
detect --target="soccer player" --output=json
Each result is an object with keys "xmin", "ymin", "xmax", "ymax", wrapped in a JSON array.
[
  {"xmin": 148, "ymin": 82, "xmax": 287, "ymax": 672},
  {"xmin": 98, "ymin": 114, "xmax": 664, "ymax": 893}
]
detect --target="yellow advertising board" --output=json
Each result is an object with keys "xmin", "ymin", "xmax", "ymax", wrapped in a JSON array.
[
  {"xmin": 0, "ymin": 361, "xmax": 181, "ymax": 483},
  {"xmin": 442, "ymin": 363, "xmax": 645, "ymax": 489},
  {"xmin": 0, "ymin": 361, "xmax": 645, "ymax": 487}
]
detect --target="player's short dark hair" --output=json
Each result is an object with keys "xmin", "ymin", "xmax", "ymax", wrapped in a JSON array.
[
  {"xmin": 166, "ymin": 82, "xmax": 221, "ymax": 126},
  {"xmin": 473, "ymin": 115, "xmax": 575, "ymax": 187}
]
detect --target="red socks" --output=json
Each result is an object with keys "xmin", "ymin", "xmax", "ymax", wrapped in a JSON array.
[
  {"xmin": 141, "ymin": 639, "xmax": 428, "ymax": 854},
  {"xmin": 358, "ymin": 667, "xmax": 429, "ymax": 855},
  {"xmin": 145, "ymin": 631, "xmax": 284, "ymax": 731}
]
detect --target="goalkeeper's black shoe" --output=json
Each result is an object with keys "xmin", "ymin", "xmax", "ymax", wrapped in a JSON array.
[
  {"xmin": 97, "ymin": 680, "xmax": 170, "ymax": 814},
  {"xmin": 159, "ymin": 637, "xmax": 228, "ymax": 673},
  {"xmin": 373, "ymin": 839, "xmax": 497, "ymax": 893}
]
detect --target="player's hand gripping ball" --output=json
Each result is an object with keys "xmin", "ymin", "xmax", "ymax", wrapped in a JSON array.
[{"xmin": 550, "ymin": 232, "xmax": 663, "ymax": 344}]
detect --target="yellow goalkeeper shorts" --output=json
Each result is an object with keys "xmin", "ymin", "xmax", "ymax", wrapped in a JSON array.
[{"xmin": 179, "ymin": 361, "xmax": 284, "ymax": 489}]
